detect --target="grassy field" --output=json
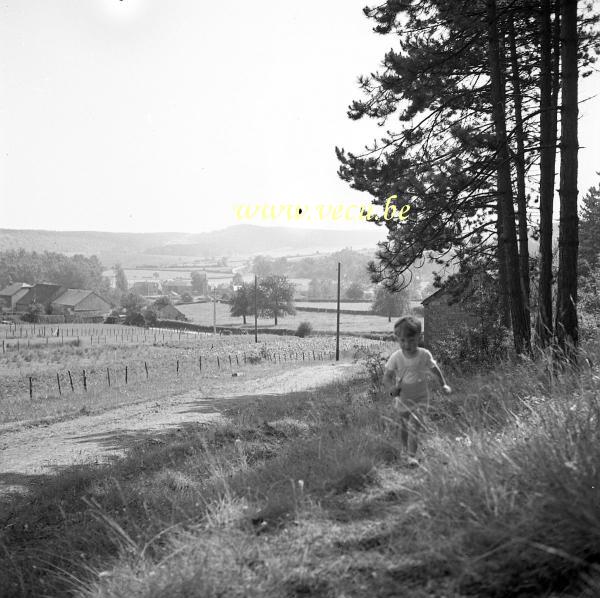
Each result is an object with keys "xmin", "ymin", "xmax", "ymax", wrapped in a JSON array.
[
  {"xmin": 179, "ymin": 301, "xmax": 409, "ymax": 334},
  {"xmin": 0, "ymin": 329, "xmax": 391, "ymax": 424},
  {"xmin": 2, "ymin": 340, "xmax": 600, "ymax": 597}
]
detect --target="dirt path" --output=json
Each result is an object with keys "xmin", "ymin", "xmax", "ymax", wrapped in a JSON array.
[{"xmin": 0, "ymin": 362, "xmax": 360, "ymax": 497}]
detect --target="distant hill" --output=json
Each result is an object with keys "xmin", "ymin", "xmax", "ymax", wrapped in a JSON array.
[{"xmin": 0, "ymin": 225, "xmax": 386, "ymax": 266}]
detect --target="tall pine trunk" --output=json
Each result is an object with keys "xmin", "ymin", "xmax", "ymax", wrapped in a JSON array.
[
  {"xmin": 555, "ymin": 0, "xmax": 579, "ymax": 358},
  {"xmin": 496, "ymin": 212, "xmax": 511, "ymax": 329},
  {"xmin": 487, "ymin": 0, "xmax": 530, "ymax": 354},
  {"xmin": 536, "ymin": 0, "xmax": 559, "ymax": 347},
  {"xmin": 508, "ymin": 15, "xmax": 531, "ymax": 332}
]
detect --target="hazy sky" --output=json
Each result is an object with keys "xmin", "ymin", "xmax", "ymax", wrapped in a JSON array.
[{"xmin": 1, "ymin": 0, "xmax": 599, "ymax": 234}]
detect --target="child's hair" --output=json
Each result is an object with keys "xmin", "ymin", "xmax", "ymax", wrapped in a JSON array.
[{"xmin": 394, "ymin": 315, "xmax": 421, "ymax": 337}]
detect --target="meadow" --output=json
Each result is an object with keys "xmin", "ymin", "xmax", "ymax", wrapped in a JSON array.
[
  {"xmin": 178, "ymin": 301, "xmax": 407, "ymax": 334},
  {"xmin": 2, "ymin": 341, "xmax": 600, "ymax": 597}
]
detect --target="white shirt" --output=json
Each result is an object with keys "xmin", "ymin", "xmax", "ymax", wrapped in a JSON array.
[{"xmin": 384, "ymin": 347, "xmax": 437, "ymax": 404}]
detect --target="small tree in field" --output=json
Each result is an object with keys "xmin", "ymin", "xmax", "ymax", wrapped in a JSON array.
[
  {"xmin": 345, "ymin": 281, "xmax": 364, "ymax": 300},
  {"xmin": 113, "ymin": 264, "xmax": 128, "ymax": 294},
  {"xmin": 371, "ymin": 285, "xmax": 410, "ymax": 322},
  {"xmin": 259, "ymin": 275, "xmax": 296, "ymax": 325},
  {"xmin": 230, "ymin": 282, "xmax": 255, "ymax": 324}
]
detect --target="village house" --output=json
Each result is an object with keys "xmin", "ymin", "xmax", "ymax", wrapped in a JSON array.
[
  {"xmin": 421, "ymin": 287, "xmax": 479, "ymax": 347},
  {"xmin": 0, "ymin": 282, "xmax": 32, "ymax": 311},
  {"xmin": 15, "ymin": 283, "xmax": 66, "ymax": 313},
  {"xmin": 51, "ymin": 289, "xmax": 112, "ymax": 318},
  {"xmin": 154, "ymin": 302, "xmax": 186, "ymax": 321}
]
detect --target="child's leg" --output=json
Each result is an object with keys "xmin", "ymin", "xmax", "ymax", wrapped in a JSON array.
[
  {"xmin": 399, "ymin": 412, "xmax": 410, "ymax": 451},
  {"xmin": 406, "ymin": 412, "xmax": 421, "ymax": 457}
]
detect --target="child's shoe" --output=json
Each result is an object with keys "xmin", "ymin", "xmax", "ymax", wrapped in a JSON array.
[{"xmin": 406, "ymin": 456, "xmax": 420, "ymax": 469}]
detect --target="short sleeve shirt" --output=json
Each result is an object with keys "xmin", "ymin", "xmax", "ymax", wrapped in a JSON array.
[{"xmin": 384, "ymin": 347, "xmax": 437, "ymax": 405}]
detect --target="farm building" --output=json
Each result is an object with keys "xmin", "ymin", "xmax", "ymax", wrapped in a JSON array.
[
  {"xmin": 154, "ymin": 302, "xmax": 186, "ymax": 321},
  {"xmin": 51, "ymin": 289, "xmax": 112, "ymax": 317},
  {"xmin": 421, "ymin": 287, "xmax": 479, "ymax": 347},
  {"xmin": 0, "ymin": 282, "xmax": 32, "ymax": 310},
  {"xmin": 15, "ymin": 283, "xmax": 66, "ymax": 313}
]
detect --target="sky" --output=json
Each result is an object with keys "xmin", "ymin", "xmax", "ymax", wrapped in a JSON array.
[{"xmin": 1, "ymin": 0, "xmax": 599, "ymax": 235}]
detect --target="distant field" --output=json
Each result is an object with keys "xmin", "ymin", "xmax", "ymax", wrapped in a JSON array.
[{"xmin": 178, "ymin": 301, "xmax": 419, "ymax": 334}]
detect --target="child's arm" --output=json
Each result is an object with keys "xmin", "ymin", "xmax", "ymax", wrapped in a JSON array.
[
  {"xmin": 431, "ymin": 364, "xmax": 451, "ymax": 394},
  {"xmin": 383, "ymin": 368, "xmax": 401, "ymax": 396}
]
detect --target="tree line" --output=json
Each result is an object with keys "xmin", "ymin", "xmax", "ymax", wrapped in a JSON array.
[
  {"xmin": 0, "ymin": 250, "xmax": 111, "ymax": 296},
  {"xmin": 337, "ymin": 0, "xmax": 599, "ymax": 359}
]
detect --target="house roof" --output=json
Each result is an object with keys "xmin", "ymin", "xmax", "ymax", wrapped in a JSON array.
[
  {"xmin": 17, "ymin": 284, "xmax": 64, "ymax": 305},
  {"xmin": 52, "ymin": 289, "xmax": 96, "ymax": 307},
  {"xmin": 0, "ymin": 282, "xmax": 32, "ymax": 296},
  {"xmin": 421, "ymin": 271, "xmax": 495, "ymax": 306},
  {"xmin": 421, "ymin": 287, "xmax": 447, "ymax": 306}
]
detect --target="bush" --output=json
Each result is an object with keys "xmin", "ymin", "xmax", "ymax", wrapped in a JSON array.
[
  {"xmin": 431, "ymin": 323, "xmax": 511, "ymax": 372},
  {"xmin": 124, "ymin": 312, "xmax": 146, "ymax": 327},
  {"xmin": 296, "ymin": 321, "xmax": 313, "ymax": 338},
  {"xmin": 356, "ymin": 346, "xmax": 389, "ymax": 401},
  {"xmin": 143, "ymin": 308, "xmax": 158, "ymax": 327}
]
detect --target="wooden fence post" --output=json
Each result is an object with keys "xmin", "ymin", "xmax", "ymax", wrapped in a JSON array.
[
  {"xmin": 125, "ymin": 366, "xmax": 128, "ymax": 384},
  {"xmin": 68, "ymin": 370, "xmax": 74, "ymax": 392},
  {"xmin": 144, "ymin": 361, "xmax": 148, "ymax": 379},
  {"xmin": 107, "ymin": 367, "xmax": 111, "ymax": 387},
  {"xmin": 29, "ymin": 377, "xmax": 33, "ymax": 399},
  {"xmin": 57, "ymin": 373, "xmax": 61, "ymax": 395},
  {"xmin": 83, "ymin": 369, "xmax": 87, "ymax": 391}
]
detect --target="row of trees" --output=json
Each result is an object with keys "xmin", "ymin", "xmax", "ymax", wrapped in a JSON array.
[
  {"xmin": 0, "ymin": 250, "xmax": 110, "ymax": 296},
  {"xmin": 230, "ymin": 274, "xmax": 412, "ymax": 325},
  {"xmin": 230, "ymin": 276, "xmax": 296, "ymax": 325},
  {"xmin": 337, "ymin": 0, "xmax": 598, "ymax": 358}
]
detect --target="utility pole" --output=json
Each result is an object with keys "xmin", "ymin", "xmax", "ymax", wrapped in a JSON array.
[
  {"xmin": 336, "ymin": 262, "xmax": 340, "ymax": 361},
  {"xmin": 254, "ymin": 275, "xmax": 258, "ymax": 343},
  {"xmin": 212, "ymin": 286, "xmax": 216, "ymax": 334}
]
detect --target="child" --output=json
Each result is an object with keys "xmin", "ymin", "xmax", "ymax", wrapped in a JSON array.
[{"xmin": 382, "ymin": 315, "xmax": 451, "ymax": 466}]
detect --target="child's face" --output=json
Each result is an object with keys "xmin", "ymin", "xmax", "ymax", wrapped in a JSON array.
[{"xmin": 395, "ymin": 327, "xmax": 419, "ymax": 356}]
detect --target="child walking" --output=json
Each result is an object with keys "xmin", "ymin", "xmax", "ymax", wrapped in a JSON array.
[{"xmin": 383, "ymin": 316, "xmax": 451, "ymax": 466}]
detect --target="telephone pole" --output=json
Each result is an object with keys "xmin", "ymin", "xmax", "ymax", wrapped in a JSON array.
[
  {"xmin": 336, "ymin": 262, "xmax": 340, "ymax": 361},
  {"xmin": 254, "ymin": 275, "xmax": 258, "ymax": 343},
  {"xmin": 212, "ymin": 286, "xmax": 216, "ymax": 334}
]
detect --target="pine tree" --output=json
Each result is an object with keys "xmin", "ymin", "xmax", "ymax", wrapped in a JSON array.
[{"xmin": 555, "ymin": 0, "xmax": 580, "ymax": 359}]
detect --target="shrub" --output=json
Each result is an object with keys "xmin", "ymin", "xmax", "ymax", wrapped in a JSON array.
[
  {"xmin": 356, "ymin": 346, "xmax": 389, "ymax": 400},
  {"xmin": 431, "ymin": 323, "xmax": 511, "ymax": 373},
  {"xmin": 143, "ymin": 308, "xmax": 158, "ymax": 327},
  {"xmin": 295, "ymin": 321, "xmax": 313, "ymax": 338}
]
